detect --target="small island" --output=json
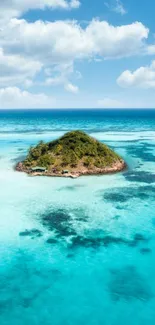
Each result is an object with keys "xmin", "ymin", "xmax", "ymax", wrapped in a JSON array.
[{"xmin": 16, "ymin": 131, "xmax": 126, "ymax": 178}]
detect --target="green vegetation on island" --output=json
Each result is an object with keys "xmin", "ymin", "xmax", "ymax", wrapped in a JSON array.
[{"xmin": 17, "ymin": 131, "xmax": 125, "ymax": 176}]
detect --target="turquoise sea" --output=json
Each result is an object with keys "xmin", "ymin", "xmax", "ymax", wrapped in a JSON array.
[{"xmin": 0, "ymin": 109, "xmax": 155, "ymax": 325}]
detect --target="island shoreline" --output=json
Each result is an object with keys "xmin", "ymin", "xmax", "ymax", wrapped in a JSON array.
[{"xmin": 15, "ymin": 160, "xmax": 127, "ymax": 178}]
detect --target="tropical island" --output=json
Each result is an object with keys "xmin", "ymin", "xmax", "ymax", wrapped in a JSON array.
[{"xmin": 16, "ymin": 130, "xmax": 126, "ymax": 178}]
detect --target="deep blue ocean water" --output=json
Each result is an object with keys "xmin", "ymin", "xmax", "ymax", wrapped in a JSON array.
[{"xmin": 0, "ymin": 109, "xmax": 155, "ymax": 325}]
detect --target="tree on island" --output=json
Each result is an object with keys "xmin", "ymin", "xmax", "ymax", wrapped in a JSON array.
[{"xmin": 16, "ymin": 130, "xmax": 125, "ymax": 176}]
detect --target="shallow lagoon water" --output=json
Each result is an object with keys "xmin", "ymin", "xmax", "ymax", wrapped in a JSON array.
[{"xmin": 0, "ymin": 109, "xmax": 155, "ymax": 325}]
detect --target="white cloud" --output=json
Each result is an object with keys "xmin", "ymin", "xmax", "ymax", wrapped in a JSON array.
[
  {"xmin": 97, "ymin": 97, "xmax": 124, "ymax": 108},
  {"xmin": 147, "ymin": 45, "xmax": 155, "ymax": 55},
  {"xmin": 0, "ymin": 47, "xmax": 41, "ymax": 87},
  {"xmin": 0, "ymin": 87, "xmax": 56, "ymax": 108},
  {"xmin": 1, "ymin": 87, "xmax": 155, "ymax": 109},
  {"xmin": 0, "ymin": 18, "xmax": 148, "ymax": 91},
  {"xmin": 97, "ymin": 96, "xmax": 155, "ymax": 109},
  {"xmin": 46, "ymin": 76, "xmax": 63, "ymax": 86},
  {"xmin": 1, "ymin": 19, "xmax": 148, "ymax": 61},
  {"xmin": 45, "ymin": 63, "xmax": 79, "ymax": 92},
  {"xmin": 24, "ymin": 79, "xmax": 34, "ymax": 88},
  {"xmin": 114, "ymin": 0, "xmax": 127, "ymax": 15},
  {"xmin": 117, "ymin": 61, "xmax": 155, "ymax": 89},
  {"xmin": 85, "ymin": 20, "xmax": 146, "ymax": 58},
  {"xmin": 70, "ymin": 0, "xmax": 80, "ymax": 8},
  {"xmin": 45, "ymin": 62, "xmax": 74, "ymax": 86},
  {"xmin": 46, "ymin": 77, "xmax": 79, "ymax": 93},
  {"xmin": 0, "ymin": 0, "xmax": 80, "ymax": 22},
  {"xmin": 105, "ymin": 0, "xmax": 127, "ymax": 16},
  {"xmin": 64, "ymin": 83, "xmax": 79, "ymax": 93}
]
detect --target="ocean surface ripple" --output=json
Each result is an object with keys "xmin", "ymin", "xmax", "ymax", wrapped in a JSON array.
[{"xmin": 0, "ymin": 109, "xmax": 155, "ymax": 325}]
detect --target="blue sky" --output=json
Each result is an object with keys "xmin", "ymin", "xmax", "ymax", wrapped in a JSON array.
[{"xmin": 0, "ymin": 0, "xmax": 155, "ymax": 108}]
